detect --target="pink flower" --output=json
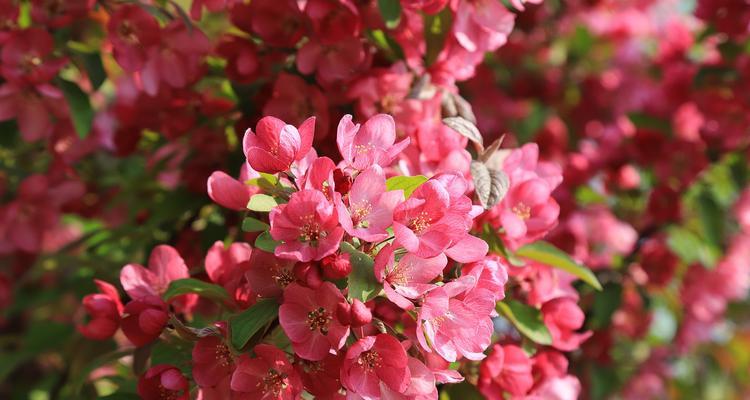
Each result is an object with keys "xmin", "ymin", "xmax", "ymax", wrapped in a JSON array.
[
  {"xmin": 107, "ymin": 5, "xmax": 161, "ymax": 72},
  {"xmin": 337, "ymin": 165, "xmax": 404, "ymax": 242},
  {"xmin": 374, "ymin": 243, "xmax": 447, "ymax": 310},
  {"xmin": 295, "ymin": 353, "xmax": 344, "ymax": 398},
  {"xmin": 304, "ymin": 0, "xmax": 360, "ymax": 44},
  {"xmin": 121, "ymin": 295, "xmax": 169, "ymax": 347},
  {"xmin": 279, "ymin": 282, "xmax": 349, "ymax": 360},
  {"xmin": 478, "ymin": 344, "xmax": 534, "ymax": 398},
  {"xmin": 138, "ymin": 364, "xmax": 189, "ymax": 400},
  {"xmin": 340, "ymin": 334, "xmax": 411, "ymax": 399},
  {"xmin": 461, "ymin": 256, "xmax": 509, "ymax": 302},
  {"xmin": 193, "ymin": 336, "xmax": 236, "ymax": 389},
  {"xmin": 526, "ymin": 375, "xmax": 582, "ymax": 400},
  {"xmin": 78, "ymin": 280, "xmax": 123, "ymax": 341},
  {"xmin": 243, "ymin": 116, "xmax": 315, "ymax": 174},
  {"xmin": 120, "ymin": 245, "xmax": 197, "ymax": 313},
  {"xmin": 1, "ymin": 28, "xmax": 66, "ymax": 85},
  {"xmin": 262, "ymin": 73, "xmax": 330, "ymax": 138},
  {"xmin": 337, "ymin": 114, "xmax": 410, "ymax": 171},
  {"xmin": 297, "ymin": 37, "xmax": 368, "ymax": 86},
  {"xmin": 245, "ymin": 250, "xmax": 297, "ymax": 298},
  {"xmin": 269, "ymin": 189, "xmax": 344, "ymax": 262},
  {"xmin": 380, "ymin": 357, "xmax": 438, "ymax": 400},
  {"xmin": 452, "ymin": 0, "xmax": 515, "ymax": 53},
  {"xmin": 231, "ymin": 0, "xmax": 305, "ymax": 47},
  {"xmin": 230, "ymin": 344, "xmax": 303, "ymax": 398},
  {"xmin": 498, "ymin": 177, "xmax": 560, "ymax": 249},
  {"xmin": 392, "ymin": 179, "xmax": 467, "ymax": 258},
  {"xmin": 207, "ymin": 164, "xmax": 260, "ymax": 211},
  {"xmin": 205, "ymin": 241, "xmax": 254, "ymax": 308},
  {"xmin": 215, "ymin": 34, "xmax": 260, "ymax": 84},
  {"xmin": 541, "ymin": 297, "xmax": 592, "ymax": 351},
  {"xmin": 0, "ymin": 81, "xmax": 64, "ymax": 142},
  {"xmin": 416, "ymin": 277, "xmax": 494, "ymax": 362}
]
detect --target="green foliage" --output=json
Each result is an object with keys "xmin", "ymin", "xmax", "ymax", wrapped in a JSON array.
[
  {"xmin": 247, "ymin": 194, "xmax": 278, "ymax": 212},
  {"xmin": 254, "ymin": 231, "xmax": 280, "ymax": 253},
  {"xmin": 242, "ymin": 216, "xmax": 270, "ymax": 232},
  {"xmin": 386, "ymin": 175, "xmax": 428, "ymax": 198},
  {"xmin": 341, "ymin": 242, "xmax": 380, "ymax": 302},
  {"xmin": 516, "ymin": 241, "xmax": 602, "ymax": 290},
  {"xmin": 229, "ymin": 299, "xmax": 280, "ymax": 351},
  {"xmin": 377, "ymin": 0, "xmax": 402, "ymax": 29},
  {"xmin": 496, "ymin": 300, "xmax": 552, "ymax": 345},
  {"xmin": 162, "ymin": 278, "xmax": 230, "ymax": 304},
  {"xmin": 58, "ymin": 78, "xmax": 95, "ymax": 139}
]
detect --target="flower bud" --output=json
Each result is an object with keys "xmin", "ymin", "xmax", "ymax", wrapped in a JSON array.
[
  {"xmin": 321, "ymin": 253, "xmax": 352, "ymax": 280},
  {"xmin": 336, "ymin": 301, "xmax": 352, "ymax": 325},
  {"xmin": 349, "ymin": 299, "xmax": 372, "ymax": 327}
]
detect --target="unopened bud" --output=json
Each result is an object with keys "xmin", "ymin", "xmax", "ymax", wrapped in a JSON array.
[
  {"xmin": 321, "ymin": 253, "xmax": 352, "ymax": 280},
  {"xmin": 349, "ymin": 299, "xmax": 372, "ymax": 327}
]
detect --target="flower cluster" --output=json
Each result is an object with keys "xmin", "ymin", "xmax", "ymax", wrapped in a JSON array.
[
  {"xmin": 2, "ymin": 0, "xmax": 750, "ymax": 398},
  {"xmin": 77, "ymin": 112, "xmax": 587, "ymax": 399}
]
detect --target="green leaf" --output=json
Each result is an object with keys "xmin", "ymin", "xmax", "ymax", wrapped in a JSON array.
[
  {"xmin": 440, "ymin": 381, "xmax": 484, "ymax": 400},
  {"xmin": 242, "ymin": 216, "xmax": 270, "ymax": 232},
  {"xmin": 589, "ymin": 283, "xmax": 622, "ymax": 329},
  {"xmin": 424, "ymin": 9, "xmax": 452, "ymax": 66},
  {"xmin": 515, "ymin": 241, "xmax": 602, "ymax": 291},
  {"xmin": 377, "ymin": 0, "xmax": 402, "ymax": 29},
  {"xmin": 247, "ymin": 194, "xmax": 278, "ymax": 212},
  {"xmin": 162, "ymin": 278, "xmax": 230, "ymax": 303},
  {"xmin": 386, "ymin": 175, "xmax": 427, "ymax": 198},
  {"xmin": 340, "ymin": 242, "xmax": 380, "ymax": 302},
  {"xmin": 255, "ymin": 231, "xmax": 281, "ymax": 253},
  {"xmin": 230, "ymin": 299, "xmax": 279, "ymax": 350},
  {"xmin": 696, "ymin": 188, "xmax": 725, "ymax": 247},
  {"xmin": 82, "ymin": 52, "xmax": 107, "ymax": 90},
  {"xmin": 496, "ymin": 300, "xmax": 552, "ymax": 345},
  {"xmin": 58, "ymin": 79, "xmax": 94, "ymax": 139}
]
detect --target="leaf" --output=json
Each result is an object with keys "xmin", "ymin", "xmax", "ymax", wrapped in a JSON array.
[
  {"xmin": 696, "ymin": 188, "xmax": 725, "ymax": 247},
  {"xmin": 82, "ymin": 52, "xmax": 107, "ymax": 90},
  {"xmin": 255, "ymin": 231, "xmax": 281, "ymax": 253},
  {"xmin": 377, "ymin": 0, "xmax": 402, "ymax": 29},
  {"xmin": 589, "ymin": 283, "xmax": 622, "ymax": 329},
  {"xmin": 242, "ymin": 216, "xmax": 270, "ymax": 232},
  {"xmin": 247, "ymin": 194, "xmax": 278, "ymax": 212},
  {"xmin": 58, "ymin": 79, "xmax": 94, "ymax": 139},
  {"xmin": 340, "ymin": 242, "xmax": 380, "ymax": 302},
  {"xmin": 162, "ymin": 278, "xmax": 230, "ymax": 303},
  {"xmin": 496, "ymin": 300, "xmax": 552, "ymax": 345},
  {"xmin": 471, "ymin": 162, "xmax": 508, "ymax": 209},
  {"xmin": 230, "ymin": 298, "xmax": 279, "ymax": 350},
  {"xmin": 443, "ymin": 117, "xmax": 483, "ymax": 148},
  {"xmin": 386, "ymin": 175, "xmax": 427, "ymax": 198},
  {"xmin": 487, "ymin": 168, "xmax": 509, "ymax": 207},
  {"xmin": 440, "ymin": 381, "xmax": 484, "ymax": 400},
  {"xmin": 515, "ymin": 241, "xmax": 603, "ymax": 291}
]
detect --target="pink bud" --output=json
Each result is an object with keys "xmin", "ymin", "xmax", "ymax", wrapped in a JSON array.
[
  {"xmin": 321, "ymin": 253, "xmax": 352, "ymax": 280},
  {"xmin": 294, "ymin": 262, "xmax": 323, "ymax": 289},
  {"xmin": 349, "ymin": 299, "xmax": 372, "ymax": 327},
  {"xmin": 336, "ymin": 301, "xmax": 352, "ymax": 325}
]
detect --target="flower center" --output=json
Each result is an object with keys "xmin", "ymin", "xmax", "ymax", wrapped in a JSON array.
[
  {"xmin": 357, "ymin": 350, "xmax": 382, "ymax": 371},
  {"xmin": 355, "ymin": 143, "xmax": 375, "ymax": 155},
  {"xmin": 408, "ymin": 211, "xmax": 431, "ymax": 234},
  {"xmin": 299, "ymin": 215, "xmax": 326, "ymax": 244},
  {"xmin": 512, "ymin": 202, "xmax": 531, "ymax": 220},
  {"xmin": 272, "ymin": 268, "xmax": 294, "ymax": 288},
  {"xmin": 388, "ymin": 261, "xmax": 411, "ymax": 285},
  {"xmin": 118, "ymin": 22, "xmax": 140, "ymax": 45},
  {"xmin": 214, "ymin": 343, "xmax": 233, "ymax": 367},
  {"xmin": 158, "ymin": 386, "xmax": 181, "ymax": 400},
  {"xmin": 352, "ymin": 200, "xmax": 373, "ymax": 228},
  {"xmin": 258, "ymin": 368, "xmax": 288, "ymax": 396},
  {"xmin": 307, "ymin": 307, "xmax": 332, "ymax": 335}
]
